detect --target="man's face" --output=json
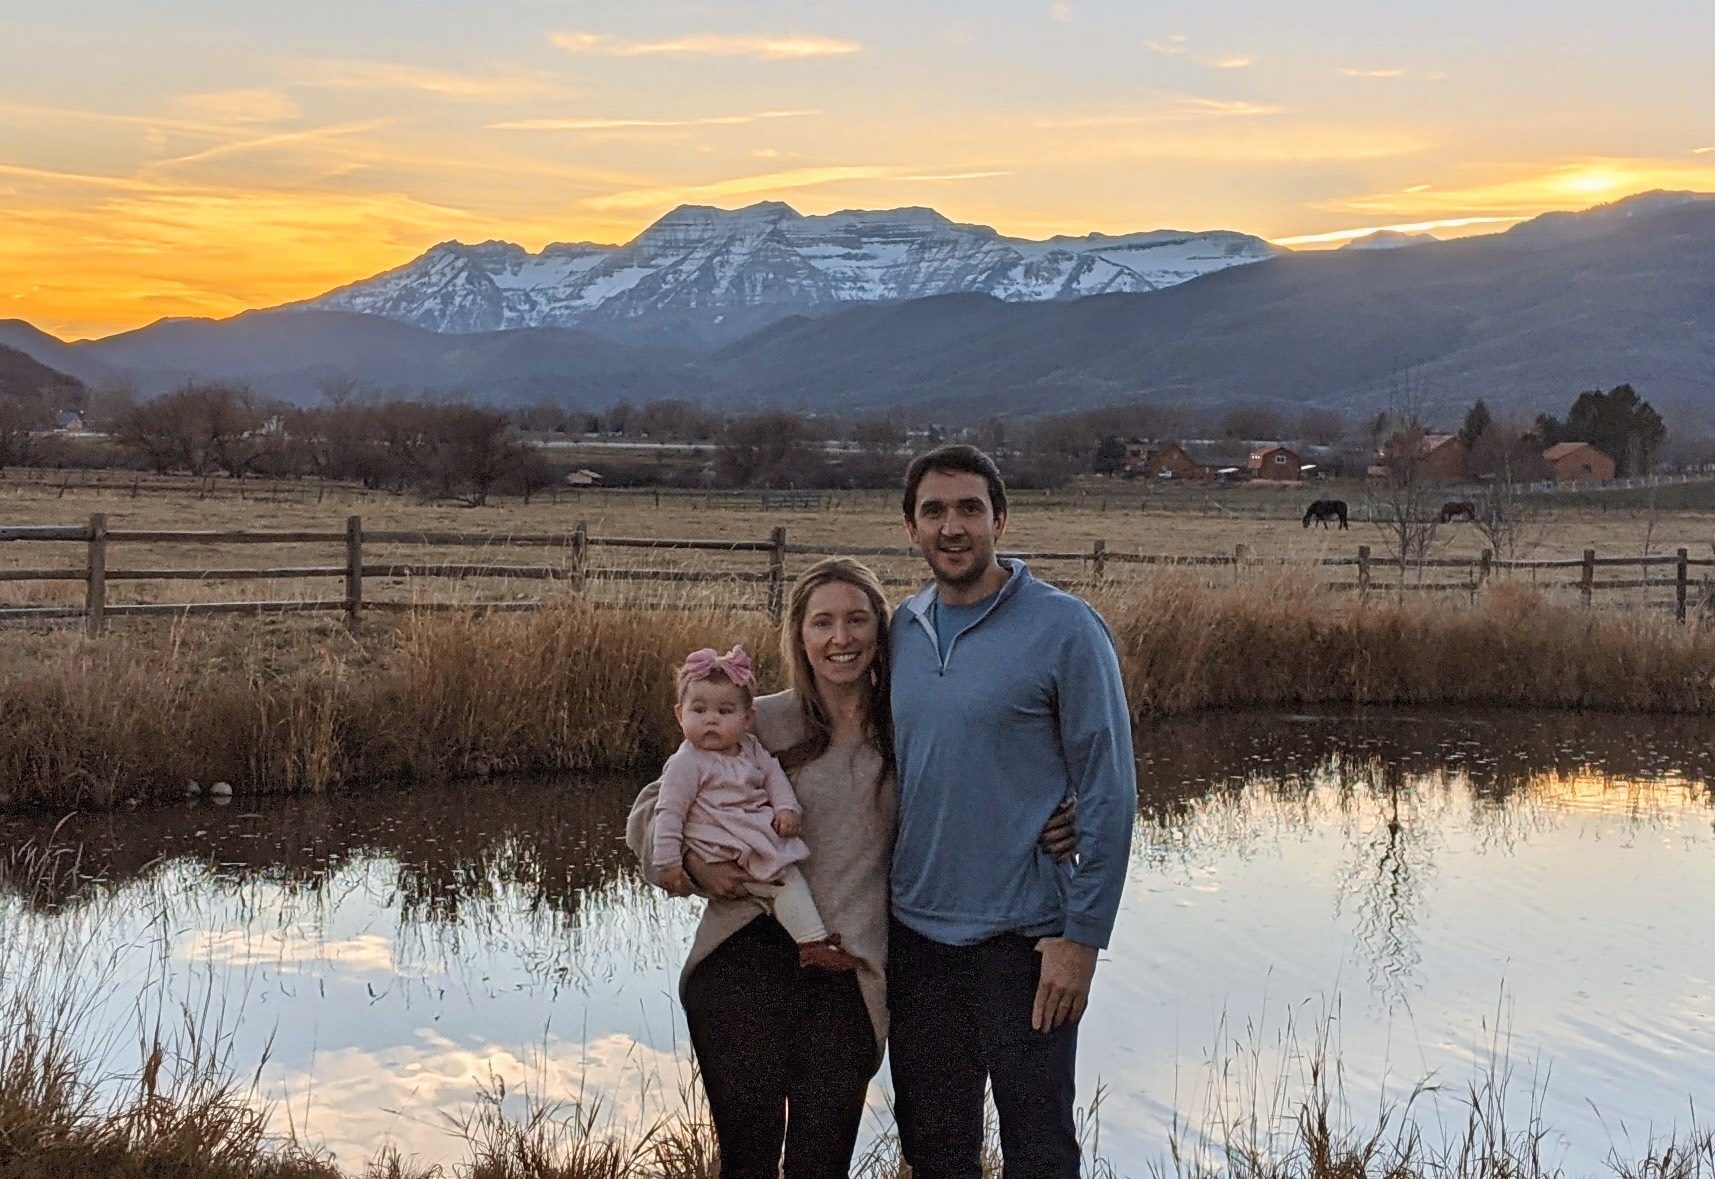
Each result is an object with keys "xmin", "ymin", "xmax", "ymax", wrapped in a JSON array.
[{"xmin": 905, "ymin": 469, "xmax": 1007, "ymax": 590}]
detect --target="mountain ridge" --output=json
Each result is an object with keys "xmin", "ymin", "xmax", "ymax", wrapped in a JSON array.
[{"xmin": 290, "ymin": 200, "xmax": 1281, "ymax": 343}]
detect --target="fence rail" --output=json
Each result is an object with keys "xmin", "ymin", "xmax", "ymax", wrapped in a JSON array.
[{"xmin": 1, "ymin": 515, "xmax": 1712, "ymax": 634}]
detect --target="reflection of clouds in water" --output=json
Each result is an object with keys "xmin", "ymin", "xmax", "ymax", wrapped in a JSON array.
[
  {"xmin": 183, "ymin": 929, "xmax": 404, "ymax": 974},
  {"xmin": 271, "ymin": 1030, "xmax": 695, "ymax": 1168}
]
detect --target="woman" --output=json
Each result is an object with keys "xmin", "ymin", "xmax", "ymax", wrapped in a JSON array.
[
  {"xmin": 629, "ymin": 556, "xmax": 894, "ymax": 1176},
  {"xmin": 627, "ymin": 557, "xmax": 1074, "ymax": 1177}
]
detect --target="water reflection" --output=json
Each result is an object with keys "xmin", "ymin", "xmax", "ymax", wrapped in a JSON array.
[{"xmin": 1, "ymin": 710, "xmax": 1712, "ymax": 1171}]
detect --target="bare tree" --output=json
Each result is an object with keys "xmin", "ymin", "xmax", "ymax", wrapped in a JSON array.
[{"xmin": 1368, "ymin": 424, "xmax": 1441, "ymax": 590}]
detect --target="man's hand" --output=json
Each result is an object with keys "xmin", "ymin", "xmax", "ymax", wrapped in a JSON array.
[
  {"xmin": 1032, "ymin": 938, "xmax": 1099, "ymax": 1032},
  {"xmin": 1039, "ymin": 795, "xmax": 1078, "ymax": 862},
  {"xmin": 657, "ymin": 866, "xmax": 695, "ymax": 897},
  {"xmin": 773, "ymin": 809, "xmax": 802, "ymax": 838},
  {"xmin": 684, "ymin": 851, "xmax": 752, "ymax": 899}
]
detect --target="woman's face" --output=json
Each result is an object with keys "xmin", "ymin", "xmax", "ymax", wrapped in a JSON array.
[{"xmin": 799, "ymin": 581, "xmax": 879, "ymax": 692}]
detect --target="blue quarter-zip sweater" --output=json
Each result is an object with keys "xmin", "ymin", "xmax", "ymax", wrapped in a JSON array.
[{"xmin": 889, "ymin": 560, "xmax": 1136, "ymax": 949}]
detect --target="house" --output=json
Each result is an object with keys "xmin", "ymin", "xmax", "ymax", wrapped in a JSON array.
[
  {"xmin": 564, "ymin": 468, "xmax": 604, "ymax": 487},
  {"xmin": 53, "ymin": 410, "xmax": 86, "ymax": 433},
  {"xmin": 1543, "ymin": 441, "xmax": 1615, "ymax": 482},
  {"xmin": 1248, "ymin": 444, "xmax": 1302, "ymax": 481},
  {"xmin": 1127, "ymin": 440, "xmax": 1213, "ymax": 480},
  {"xmin": 1379, "ymin": 432, "xmax": 1469, "ymax": 481}
]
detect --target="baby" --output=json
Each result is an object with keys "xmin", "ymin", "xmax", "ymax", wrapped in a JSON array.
[{"xmin": 654, "ymin": 645, "xmax": 860, "ymax": 971}]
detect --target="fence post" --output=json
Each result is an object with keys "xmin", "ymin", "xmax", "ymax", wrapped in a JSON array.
[
  {"xmin": 1357, "ymin": 545, "xmax": 1371, "ymax": 597},
  {"xmin": 767, "ymin": 526, "xmax": 787, "ymax": 622},
  {"xmin": 1091, "ymin": 538, "xmax": 1107, "ymax": 582},
  {"xmin": 1581, "ymin": 548, "xmax": 1595, "ymax": 608},
  {"xmin": 1479, "ymin": 548, "xmax": 1493, "ymax": 585},
  {"xmin": 1233, "ymin": 543, "xmax": 1250, "ymax": 585},
  {"xmin": 85, "ymin": 512, "xmax": 107, "ymax": 637},
  {"xmin": 1676, "ymin": 547, "xmax": 1690, "ymax": 623},
  {"xmin": 571, "ymin": 520, "xmax": 589, "ymax": 592},
  {"xmin": 344, "ymin": 515, "xmax": 363, "ymax": 633}
]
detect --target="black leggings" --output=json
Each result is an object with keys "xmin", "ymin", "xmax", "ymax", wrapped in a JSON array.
[{"xmin": 682, "ymin": 916, "xmax": 880, "ymax": 1179}]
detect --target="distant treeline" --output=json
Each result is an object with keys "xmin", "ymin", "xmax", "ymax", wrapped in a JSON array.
[{"xmin": 3, "ymin": 381, "xmax": 1707, "ymax": 497}]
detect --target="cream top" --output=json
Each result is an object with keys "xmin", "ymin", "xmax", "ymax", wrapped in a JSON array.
[{"xmin": 627, "ymin": 690, "xmax": 896, "ymax": 1045}]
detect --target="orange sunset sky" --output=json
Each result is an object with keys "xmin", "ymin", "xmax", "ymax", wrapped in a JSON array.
[{"xmin": 3, "ymin": 0, "xmax": 1712, "ymax": 340}]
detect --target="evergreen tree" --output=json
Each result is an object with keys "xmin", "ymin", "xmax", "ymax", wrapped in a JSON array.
[{"xmin": 1457, "ymin": 400, "xmax": 1493, "ymax": 450}]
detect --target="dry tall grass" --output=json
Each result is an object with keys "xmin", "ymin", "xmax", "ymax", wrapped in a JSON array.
[{"xmin": 2, "ymin": 576, "xmax": 1712, "ymax": 809}]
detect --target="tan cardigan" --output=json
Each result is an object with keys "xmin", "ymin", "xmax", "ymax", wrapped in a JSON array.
[{"xmin": 626, "ymin": 690, "xmax": 896, "ymax": 1045}]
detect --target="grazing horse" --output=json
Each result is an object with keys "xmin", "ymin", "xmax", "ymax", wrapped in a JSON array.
[
  {"xmin": 1302, "ymin": 499, "xmax": 1349, "ymax": 530},
  {"xmin": 1438, "ymin": 500, "xmax": 1477, "ymax": 524}
]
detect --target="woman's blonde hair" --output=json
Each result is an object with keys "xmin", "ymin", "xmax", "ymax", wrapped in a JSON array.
[{"xmin": 776, "ymin": 557, "xmax": 894, "ymax": 786}]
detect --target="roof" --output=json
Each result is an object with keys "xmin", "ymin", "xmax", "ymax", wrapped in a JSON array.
[
  {"xmin": 1543, "ymin": 441, "xmax": 1600, "ymax": 460},
  {"xmin": 1423, "ymin": 434, "xmax": 1460, "ymax": 452}
]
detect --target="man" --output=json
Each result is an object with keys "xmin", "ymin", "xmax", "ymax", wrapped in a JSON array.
[{"xmin": 888, "ymin": 444, "xmax": 1135, "ymax": 1178}]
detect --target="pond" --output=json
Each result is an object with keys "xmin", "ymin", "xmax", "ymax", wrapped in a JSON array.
[{"xmin": 2, "ymin": 710, "xmax": 1712, "ymax": 1174}]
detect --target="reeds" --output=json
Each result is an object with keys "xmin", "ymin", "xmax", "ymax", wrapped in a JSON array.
[{"xmin": 1, "ymin": 576, "xmax": 1712, "ymax": 809}]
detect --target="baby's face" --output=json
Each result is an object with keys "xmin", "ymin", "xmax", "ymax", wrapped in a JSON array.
[{"xmin": 676, "ymin": 679, "xmax": 753, "ymax": 754}]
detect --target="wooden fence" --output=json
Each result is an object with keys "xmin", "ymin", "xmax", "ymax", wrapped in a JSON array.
[{"xmin": 1, "ymin": 515, "xmax": 1712, "ymax": 636}]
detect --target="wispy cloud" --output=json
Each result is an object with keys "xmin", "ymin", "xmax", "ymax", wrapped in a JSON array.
[
  {"xmin": 165, "ymin": 89, "xmax": 300, "ymax": 125},
  {"xmin": 1275, "ymin": 215, "xmax": 1520, "ymax": 246},
  {"xmin": 295, "ymin": 58, "xmax": 579, "ymax": 102},
  {"xmin": 582, "ymin": 164, "xmax": 997, "ymax": 210},
  {"xmin": 1338, "ymin": 67, "xmax": 1446, "ymax": 81},
  {"xmin": 552, "ymin": 31, "xmax": 861, "ymax": 60},
  {"xmin": 1145, "ymin": 34, "xmax": 1255, "ymax": 70},
  {"xmin": 489, "ymin": 109, "xmax": 817, "ymax": 132},
  {"xmin": 1050, "ymin": 3, "xmax": 1075, "ymax": 22},
  {"xmin": 147, "ymin": 118, "xmax": 393, "ymax": 171},
  {"xmin": 1032, "ymin": 95, "xmax": 1282, "ymax": 130},
  {"xmin": 1695, "ymin": 146, "xmax": 1713, "ymax": 155}
]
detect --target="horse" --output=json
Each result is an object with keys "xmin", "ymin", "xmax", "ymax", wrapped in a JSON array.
[
  {"xmin": 1438, "ymin": 500, "xmax": 1477, "ymax": 524},
  {"xmin": 1302, "ymin": 499, "xmax": 1349, "ymax": 530}
]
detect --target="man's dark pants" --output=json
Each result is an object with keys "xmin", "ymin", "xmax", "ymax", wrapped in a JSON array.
[{"xmin": 887, "ymin": 917, "xmax": 1081, "ymax": 1179}]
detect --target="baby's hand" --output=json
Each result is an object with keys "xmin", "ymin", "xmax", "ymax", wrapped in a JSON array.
[
  {"xmin": 658, "ymin": 867, "xmax": 695, "ymax": 897},
  {"xmin": 773, "ymin": 810, "xmax": 801, "ymax": 838}
]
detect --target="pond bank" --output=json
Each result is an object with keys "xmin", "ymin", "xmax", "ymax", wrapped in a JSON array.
[{"xmin": 3, "ymin": 576, "xmax": 1712, "ymax": 810}]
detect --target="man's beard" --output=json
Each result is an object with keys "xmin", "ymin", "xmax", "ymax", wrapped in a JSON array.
[{"xmin": 931, "ymin": 547, "xmax": 989, "ymax": 589}]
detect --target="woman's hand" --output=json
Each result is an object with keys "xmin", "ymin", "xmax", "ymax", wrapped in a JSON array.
[
  {"xmin": 684, "ymin": 851, "xmax": 753, "ymax": 899},
  {"xmin": 657, "ymin": 866, "xmax": 695, "ymax": 897},
  {"xmin": 1039, "ymin": 795, "xmax": 1078, "ymax": 862}
]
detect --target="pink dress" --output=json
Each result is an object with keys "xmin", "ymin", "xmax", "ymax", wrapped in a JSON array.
[{"xmin": 652, "ymin": 734, "xmax": 810, "ymax": 881}]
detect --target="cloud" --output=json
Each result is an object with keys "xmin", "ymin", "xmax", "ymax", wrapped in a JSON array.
[
  {"xmin": 488, "ymin": 110, "xmax": 817, "ymax": 132},
  {"xmin": 1145, "ymin": 34, "xmax": 1254, "ymax": 70},
  {"xmin": 166, "ymin": 89, "xmax": 301, "ymax": 125},
  {"xmin": 295, "ymin": 58, "xmax": 579, "ymax": 102},
  {"xmin": 1274, "ymin": 215, "xmax": 1521, "ymax": 247},
  {"xmin": 581, "ymin": 164, "xmax": 999, "ymax": 210},
  {"xmin": 1032, "ymin": 95, "xmax": 1283, "ymax": 129},
  {"xmin": 1050, "ymin": 2, "xmax": 1075, "ymax": 21},
  {"xmin": 552, "ymin": 31, "xmax": 861, "ymax": 60},
  {"xmin": 1695, "ymin": 146, "xmax": 1714, "ymax": 155},
  {"xmin": 1337, "ymin": 67, "xmax": 1445, "ymax": 81},
  {"xmin": 147, "ymin": 118, "xmax": 394, "ymax": 171}
]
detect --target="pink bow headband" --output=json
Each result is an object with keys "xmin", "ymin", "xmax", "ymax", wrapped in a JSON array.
[{"xmin": 682, "ymin": 645, "xmax": 755, "ymax": 689}]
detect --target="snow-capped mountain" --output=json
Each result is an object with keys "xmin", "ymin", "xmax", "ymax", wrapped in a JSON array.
[
  {"xmin": 297, "ymin": 201, "xmax": 1280, "ymax": 339},
  {"xmin": 1339, "ymin": 230, "xmax": 1439, "ymax": 251}
]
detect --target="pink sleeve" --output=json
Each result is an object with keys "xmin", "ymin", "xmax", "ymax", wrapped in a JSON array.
[
  {"xmin": 652, "ymin": 750, "xmax": 701, "ymax": 870},
  {"xmin": 750, "ymin": 740, "xmax": 801, "ymax": 816}
]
